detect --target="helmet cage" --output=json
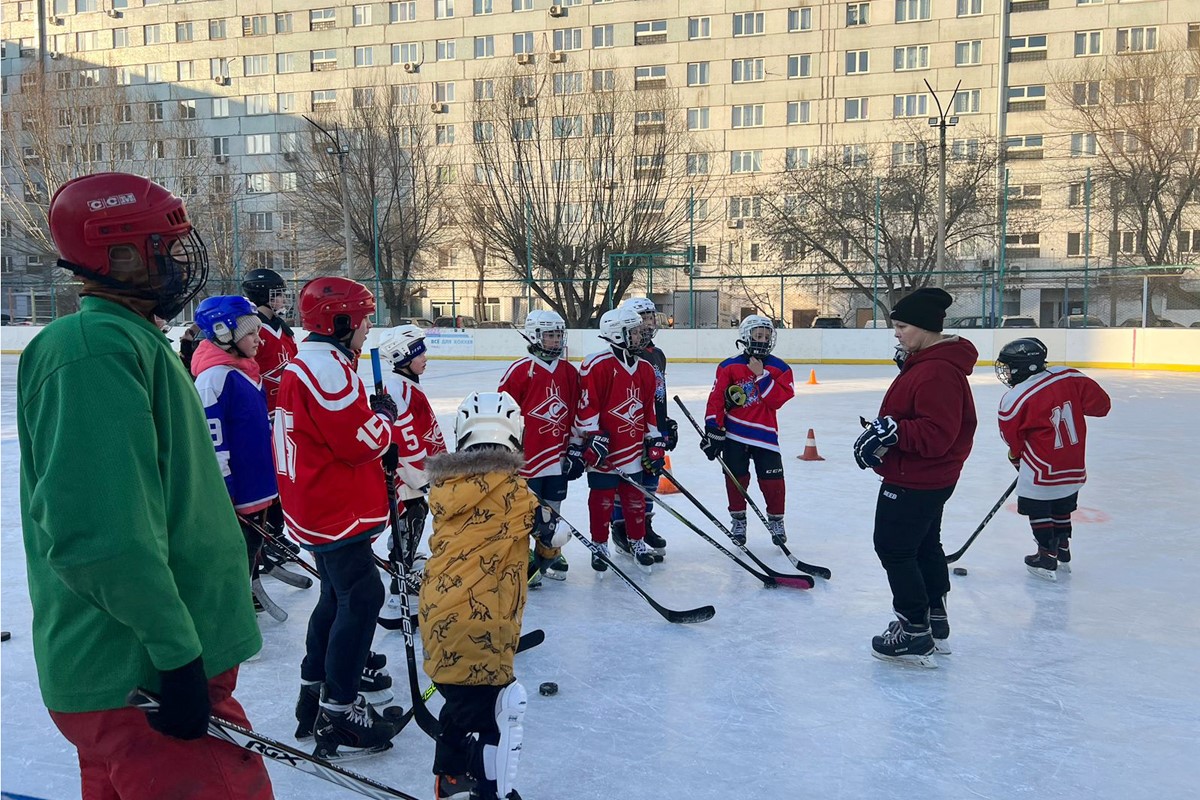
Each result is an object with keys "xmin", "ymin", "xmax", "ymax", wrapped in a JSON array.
[{"xmin": 737, "ymin": 316, "xmax": 777, "ymax": 357}]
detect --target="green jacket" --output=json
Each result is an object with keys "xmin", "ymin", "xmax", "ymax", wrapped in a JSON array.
[{"xmin": 18, "ymin": 297, "xmax": 262, "ymax": 713}]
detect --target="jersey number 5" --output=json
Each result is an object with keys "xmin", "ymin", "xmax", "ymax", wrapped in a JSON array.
[{"xmin": 1050, "ymin": 401, "xmax": 1080, "ymax": 449}]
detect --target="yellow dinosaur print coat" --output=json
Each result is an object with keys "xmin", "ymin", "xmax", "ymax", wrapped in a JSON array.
[{"xmin": 420, "ymin": 448, "xmax": 539, "ymax": 687}]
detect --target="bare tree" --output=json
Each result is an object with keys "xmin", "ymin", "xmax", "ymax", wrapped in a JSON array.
[
  {"xmin": 461, "ymin": 60, "xmax": 714, "ymax": 327},
  {"xmin": 287, "ymin": 78, "xmax": 452, "ymax": 324},
  {"xmin": 755, "ymin": 127, "xmax": 1001, "ymax": 318}
]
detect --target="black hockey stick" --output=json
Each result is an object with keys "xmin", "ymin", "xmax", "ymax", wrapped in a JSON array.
[
  {"xmin": 559, "ymin": 516, "xmax": 714, "ymax": 624},
  {"xmin": 128, "ymin": 689, "xmax": 420, "ymax": 800},
  {"xmin": 945, "ymin": 478, "xmax": 1018, "ymax": 564},
  {"xmin": 674, "ymin": 396, "xmax": 833, "ymax": 580},
  {"xmin": 659, "ymin": 468, "xmax": 815, "ymax": 590},
  {"xmin": 616, "ymin": 472, "xmax": 811, "ymax": 590},
  {"xmin": 372, "ymin": 349, "xmax": 441, "ymax": 740},
  {"xmin": 238, "ymin": 514, "xmax": 320, "ymax": 582}
]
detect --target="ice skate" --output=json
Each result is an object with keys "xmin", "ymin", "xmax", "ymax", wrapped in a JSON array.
[
  {"xmin": 544, "ymin": 553, "xmax": 568, "ymax": 581},
  {"xmin": 767, "ymin": 515, "xmax": 787, "ymax": 546},
  {"xmin": 590, "ymin": 541, "xmax": 609, "ymax": 578},
  {"xmin": 929, "ymin": 607, "xmax": 951, "ymax": 655},
  {"xmin": 435, "ymin": 773, "xmax": 475, "ymax": 800},
  {"xmin": 610, "ymin": 521, "xmax": 630, "ymax": 556},
  {"xmin": 1025, "ymin": 547, "xmax": 1058, "ymax": 582},
  {"xmin": 629, "ymin": 538, "xmax": 655, "ymax": 575},
  {"xmin": 360, "ymin": 659, "xmax": 394, "ymax": 706},
  {"xmin": 730, "ymin": 512, "xmax": 748, "ymax": 546},
  {"xmin": 644, "ymin": 516, "xmax": 667, "ymax": 562},
  {"xmin": 294, "ymin": 682, "xmax": 321, "ymax": 740},
  {"xmin": 1057, "ymin": 537, "xmax": 1072, "ymax": 574},
  {"xmin": 871, "ymin": 613, "xmax": 937, "ymax": 668},
  {"xmin": 312, "ymin": 694, "xmax": 397, "ymax": 761}
]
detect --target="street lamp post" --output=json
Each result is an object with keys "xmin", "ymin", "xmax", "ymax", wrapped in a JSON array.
[
  {"xmin": 924, "ymin": 79, "xmax": 961, "ymax": 288},
  {"xmin": 304, "ymin": 115, "xmax": 353, "ymax": 277}
]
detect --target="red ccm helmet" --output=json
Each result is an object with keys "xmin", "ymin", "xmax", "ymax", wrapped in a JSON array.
[
  {"xmin": 298, "ymin": 277, "xmax": 376, "ymax": 337},
  {"xmin": 48, "ymin": 172, "xmax": 208, "ymax": 319}
]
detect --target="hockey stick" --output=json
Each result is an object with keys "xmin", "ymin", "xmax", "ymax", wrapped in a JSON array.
[
  {"xmin": 615, "ymin": 472, "xmax": 811, "ymax": 590},
  {"xmin": 238, "ymin": 514, "xmax": 320, "ymax": 582},
  {"xmin": 659, "ymin": 468, "xmax": 815, "ymax": 590},
  {"xmin": 372, "ymin": 349, "xmax": 441, "ymax": 740},
  {"xmin": 250, "ymin": 577, "xmax": 287, "ymax": 622},
  {"xmin": 559, "ymin": 516, "xmax": 715, "ymax": 624},
  {"xmin": 945, "ymin": 478, "xmax": 1018, "ymax": 564},
  {"xmin": 127, "ymin": 689, "xmax": 420, "ymax": 800},
  {"xmin": 673, "ymin": 396, "xmax": 833, "ymax": 580}
]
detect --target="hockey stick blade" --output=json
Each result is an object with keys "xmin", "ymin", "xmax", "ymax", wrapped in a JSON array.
[
  {"xmin": 251, "ymin": 578, "xmax": 288, "ymax": 621},
  {"xmin": 562, "ymin": 521, "xmax": 714, "ymax": 623},
  {"xmin": 946, "ymin": 478, "xmax": 1018, "ymax": 563},
  {"xmin": 238, "ymin": 514, "xmax": 321, "ymax": 580},
  {"xmin": 128, "ymin": 689, "xmax": 420, "ymax": 800},
  {"xmin": 673, "ymin": 395, "xmax": 832, "ymax": 580}
]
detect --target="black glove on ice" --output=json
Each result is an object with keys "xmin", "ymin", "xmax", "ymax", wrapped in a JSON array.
[{"xmin": 146, "ymin": 656, "xmax": 210, "ymax": 740}]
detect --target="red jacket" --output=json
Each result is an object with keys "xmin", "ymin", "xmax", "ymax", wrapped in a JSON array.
[
  {"xmin": 874, "ymin": 337, "xmax": 978, "ymax": 490},
  {"xmin": 272, "ymin": 340, "xmax": 391, "ymax": 549}
]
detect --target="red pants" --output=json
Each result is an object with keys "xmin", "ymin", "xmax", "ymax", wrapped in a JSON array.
[
  {"xmin": 589, "ymin": 481, "xmax": 646, "ymax": 543},
  {"xmin": 50, "ymin": 667, "xmax": 274, "ymax": 800}
]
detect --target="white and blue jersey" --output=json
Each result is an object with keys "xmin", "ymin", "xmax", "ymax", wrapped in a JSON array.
[{"xmin": 194, "ymin": 363, "xmax": 278, "ymax": 514}]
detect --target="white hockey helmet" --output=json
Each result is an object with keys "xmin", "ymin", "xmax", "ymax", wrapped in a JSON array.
[
  {"xmin": 620, "ymin": 297, "xmax": 658, "ymax": 342},
  {"xmin": 737, "ymin": 315, "xmax": 776, "ymax": 357},
  {"xmin": 598, "ymin": 307, "xmax": 646, "ymax": 353},
  {"xmin": 522, "ymin": 309, "xmax": 567, "ymax": 359},
  {"xmin": 455, "ymin": 391, "xmax": 524, "ymax": 452},
  {"xmin": 378, "ymin": 324, "xmax": 427, "ymax": 368}
]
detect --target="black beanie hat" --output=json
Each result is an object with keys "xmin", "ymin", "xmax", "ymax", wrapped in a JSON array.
[{"xmin": 890, "ymin": 287, "xmax": 953, "ymax": 332}]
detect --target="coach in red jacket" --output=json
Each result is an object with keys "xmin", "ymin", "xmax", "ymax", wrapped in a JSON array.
[{"xmin": 854, "ymin": 287, "xmax": 978, "ymax": 667}]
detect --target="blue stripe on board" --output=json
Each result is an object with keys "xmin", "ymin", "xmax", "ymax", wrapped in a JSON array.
[{"xmin": 3, "ymin": 792, "xmax": 54, "ymax": 800}]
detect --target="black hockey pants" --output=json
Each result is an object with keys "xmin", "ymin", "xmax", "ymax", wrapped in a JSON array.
[{"xmin": 872, "ymin": 482, "xmax": 955, "ymax": 623}]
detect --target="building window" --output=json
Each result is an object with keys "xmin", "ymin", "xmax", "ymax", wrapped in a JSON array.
[
  {"xmin": 144, "ymin": 25, "xmax": 163, "ymax": 45},
  {"xmin": 245, "ymin": 55, "xmax": 271, "ymax": 76},
  {"xmin": 312, "ymin": 49, "xmax": 338, "ymax": 71},
  {"xmin": 731, "ymin": 104, "xmax": 764, "ymax": 128},
  {"xmin": 1008, "ymin": 84, "xmax": 1046, "ymax": 112},
  {"xmin": 892, "ymin": 141, "xmax": 926, "ymax": 166},
  {"xmin": 355, "ymin": 46, "xmax": 374, "ymax": 67},
  {"xmin": 893, "ymin": 93, "xmax": 928, "ymax": 118},
  {"xmin": 474, "ymin": 79, "xmax": 494, "ymax": 101},
  {"xmin": 243, "ymin": 15, "xmax": 270, "ymax": 36},
  {"xmin": 732, "ymin": 58, "xmax": 765, "ymax": 83},
  {"xmin": 688, "ymin": 17, "xmax": 711, "ymax": 40},
  {"xmin": 687, "ymin": 62, "xmax": 710, "ymax": 87},
  {"xmin": 1074, "ymin": 31, "xmax": 1101, "ymax": 57},
  {"xmin": 553, "ymin": 28, "xmax": 582, "ymax": 51},
  {"xmin": 687, "ymin": 107, "xmax": 710, "ymax": 131},
  {"xmin": 592, "ymin": 69, "xmax": 616, "ymax": 91},
  {"xmin": 729, "ymin": 196, "xmax": 762, "ymax": 220},
  {"xmin": 847, "ymin": 3, "xmax": 870, "ymax": 26},
  {"xmin": 953, "ymin": 89, "xmax": 981, "ymax": 114},
  {"xmin": 179, "ymin": 99, "xmax": 197, "ymax": 119},
  {"xmin": 845, "ymin": 51, "xmax": 869, "ymax": 74},
  {"xmin": 246, "ymin": 94, "xmax": 270, "ymax": 115},
  {"xmin": 246, "ymin": 134, "xmax": 271, "ymax": 155},
  {"xmin": 278, "ymin": 93, "xmax": 296, "ymax": 113},
  {"xmin": 635, "ymin": 65, "xmax": 667, "ymax": 88},
  {"xmin": 894, "ymin": 45, "xmax": 929, "ymax": 71},
  {"xmin": 312, "ymin": 89, "xmax": 337, "ymax": 108},
  {"xmin": 276, "ymin": 14, "xmax": 293, "ymax": 33},
  {"xmin": 788, "ymin": 54, "xmax": 812, "ymax": 78},
  {"xmin": 436, "ymin": 39, "xmax": 457, "ymax": 60},
  {"xmin": 391, "ymin": 1, "xmax": 416, "ymax": 22},
  {"xmin": 311, "ymin": 8, "xmax": 336, "ymax": 31},
  {"xmin": 353, "ymin": 5, "xmax": 374, "ymax": 25},
  {"xmin": 687, "ymin": 153, "xmax": 710, "ymax": 176},
  {"xmin": 895, "ymin": 0, "xmax": 931, "ymax": 24},
  {"xmin": 787, "ymin": 101, "xmax": 811, "ymax": 125},
  {"xmin": 845, "ymin": 97, "xmax": 869, "ymax": 121},
  {"xmin": 277, "ymin": 53, "xmax": 297, "ymax": 73},
  {"xmin": 842, "ymin": 145, "xmax": 869, "ymax": 166},
  {"xmin": 394, "ymin": 43, "xmax": 419, "ymax": 63},
  {"xmin": 635, "ymin": 20, "xmax": 667, "ymax": 46},
  {"xmin": 512, "ymin": 0, "xmax": 532, "ymax": 10},
  {"xmin": 593, "ymin": 25, "xmax": 614, "ymax": 48},
  {"xmin": 733, "ymin": 12, "xmax": 765, "ymax": 37},
  {"xmin": 1115, "ymin": 78, "xmax": 1154, "ymax": 105},
  {"xmin": 212, "ymin": 136, "xmax": 230, "ymax": 157},
  {"xmin": 1116, "ymin": 27, "xmax": 1157, "ymax": 53},
  {"xmin": 435, "ymin": 82, "xmax": 456, "ymax": 103},
  {"xmin": 956, "ymin": 0, "xmax": 982, "ymax": 16},
  {"xmin": 956, "ymin": 40, "xmax": 982, "ymax": 66},
  {"xmin": 474, "ymin": 0, "xmax": 493, "ymax": 13},
  {"xmin": 951, "ymin": 138, "xmax": 980, "ymax": 162},
  {"xmin": 788, "ymin": 8, "xmax": 813, "ymax": 32},
  {"xmin": 209, "ymin": 19, "xmax": 227, "ymax": 40},
  {"xmin": 147, "ymin": 101, "xmax": 164, "ymax": 122},
  {"xmin": 513, "ymin": 33, "xmax": 533, "ymax": 55},
  {"xmin": 474, "ymin": 36, "xmax": 494, "ymax": 58},
  {"xmin": 786, "ymin": 147, "xmax": 810, "ymax": 170}
]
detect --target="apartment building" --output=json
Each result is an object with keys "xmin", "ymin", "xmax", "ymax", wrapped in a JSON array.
[{"xmin": 3, "ymin": 1, "xmax": 1197, "ymax": 324}]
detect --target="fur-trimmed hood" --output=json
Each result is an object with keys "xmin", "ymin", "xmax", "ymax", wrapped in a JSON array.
[{"xmin": 426, "ymin": 448, "xmax": 525, "ymax": 480}]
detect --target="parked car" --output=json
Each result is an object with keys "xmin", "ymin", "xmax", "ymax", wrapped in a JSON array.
[
  {"xmin": 1056, "ymin": 315, "xmax": 1107, "ymax": 328},
  {"xmin": 810, "ymin": 316, "xmax": 844, "ymax": 329},
  {"xmin": 945, "ymin": 315, "xmax": 993, "ymax": 329},
  {"xmin": 1119, "ymin": 317, "xmax": 1184, "ymax": 328},
  {"xmin": 398, "ymin": 317, "xmax": 434, "ymax": 329},
  {"xmin": 1000, "ymin": 316, "xmax": 1037, "ymax": 328},
  {"xmin": 476, "ymin": 320, "xmax": 515, "ymax": 329},
  {"xmin": 0, "ymin": 313, "xmax": 10, "ymax": 326},
  {"xmin": 433, "ymin": 315, "xmax": 478, "ymax": 329}
]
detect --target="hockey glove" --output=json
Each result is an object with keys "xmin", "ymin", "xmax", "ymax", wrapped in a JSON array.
[
  {"xmin": 564, "ymin": 446, "xmax": 587, "ymax": 481},
  {"xmin": 661, "ymin": 418, "xmax": 680, "ymax": 451},
  {"xmin": 381, "ymin": 443, "xmax": 400, "ymax": 472},
  {"xmin": 853, "ymin": 416, "xmax": 899, "ymax": 470},
  {"xmin": 700, "ymin": 425, "xmax": 726, "ymax": 461},
  {"xmin": 582, "ymin": 432, "xmax": 609, "ymax": 468},
  {"xmin": 145, "ymin": 656, "xmax": 210, "ymax": 740},
  {"xmin": 532, "ymin": 506, "xmax": 569, "ymax": 549},
  {"xmin": 642, "ymin": 437, "xmax": 667, "ymax": 476},
  {"xmin": 369, "ymin": 392, "xmax": 399, "ymax": 424},
  {"xmin": 893, "ymin": 345, "xmax": 909, "ymax": 371},
  {"xmin": 725, "ymin": 384, "xmax": 748, "ymax": 410}
]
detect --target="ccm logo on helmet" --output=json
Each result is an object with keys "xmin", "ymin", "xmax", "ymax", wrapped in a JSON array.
[{"xmin": 86, "ymin": 193, "xmax": 137, "ymax": 212}]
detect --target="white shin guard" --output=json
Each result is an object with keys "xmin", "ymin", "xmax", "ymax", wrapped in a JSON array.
[{"xmin": 483, "ymin": 681, "xmax": 527, "ymax": 798}]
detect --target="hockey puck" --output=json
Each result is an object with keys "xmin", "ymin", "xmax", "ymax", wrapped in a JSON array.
[
  {"xmin": 953, "ymin": 567, "xmax": 968, "ymax": 576},
  {"xmin": 0, "ymin": 631, "xmax": 10, "ymax": 642},
  {"xmin": 538, "ymin": 682, "xmax": 558, "ymax": 697}
]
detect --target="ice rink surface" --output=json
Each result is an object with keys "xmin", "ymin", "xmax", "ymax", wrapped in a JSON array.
[{"xmin": 2, "ymin": 352, "xmax": 1198, "ymax": 800}]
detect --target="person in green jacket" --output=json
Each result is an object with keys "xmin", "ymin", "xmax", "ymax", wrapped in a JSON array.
[{"xmin": 17, "ymin": 173, "xmax": 273, "ymax": 799}]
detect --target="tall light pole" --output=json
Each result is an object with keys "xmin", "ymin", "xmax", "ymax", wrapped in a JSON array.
[
  {"xmin": 304, "ymin": 115, "xmax": 353, "ymax": 277},
  {"xmin": 924, "ymin": 79, "xmax": 961, "ymax": 288}
]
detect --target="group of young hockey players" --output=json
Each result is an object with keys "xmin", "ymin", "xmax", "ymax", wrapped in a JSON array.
[{"xmin": 17, "ymin": 173, "xmax": 1112, "ymax": 800}]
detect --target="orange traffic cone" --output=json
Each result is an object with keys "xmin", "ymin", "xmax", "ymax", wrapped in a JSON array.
[
  {"xmin": 797, "ymin": 429, "xmax": 825, "ymax": 461},
  {"xmin": 657, "ymin": 455, "xmax": 680, "ymax": 494},
  {"xmin": 807, "ymin": 369, "xmax": 819, "ymax": 385}
]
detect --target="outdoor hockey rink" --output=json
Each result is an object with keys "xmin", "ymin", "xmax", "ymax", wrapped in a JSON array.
[{"xmin": 2, "ymin": 353, "xmax": 1197, "ymax": 800}]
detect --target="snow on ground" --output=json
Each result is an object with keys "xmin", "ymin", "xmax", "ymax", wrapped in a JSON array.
[{"xmin": 3, "ymin": 353, "xmax": 1198, "ymax": 799}]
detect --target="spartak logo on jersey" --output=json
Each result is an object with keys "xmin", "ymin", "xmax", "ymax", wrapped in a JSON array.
[
  {"xmin": 609, "ymin": 387, "xmax": 644, "ymax": 434},
  {"xmin": 425, "ymin": 422, "xmax": 446, "ymax": 453},
  {"xmin": 528, "ymin": 385, "xmax": 571, "ymax": 436}
]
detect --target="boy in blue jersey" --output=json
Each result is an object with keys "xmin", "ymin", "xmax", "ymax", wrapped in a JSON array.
[{"xmin": 700, "ymin": 316, "xmax": 795, "ymax": 546}]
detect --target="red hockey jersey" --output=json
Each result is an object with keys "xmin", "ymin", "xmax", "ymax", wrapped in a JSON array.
[
  {"xmin": 704, "ymin": 354, "xmax": 795, "ymax": 452},
  {"xmin": 998, "ymin": 366, "xmax": 1111, "ymax": 500},
  {"xmin": 499, "ymin": 356, "xmax": 581, "ymax": 478},
  {"xmin": 253, "ymin": 314, "xmax": 298, "ymax": 413},
  {"xmin": 576, "ymin": 350, "xmax": 659, "ymax": 474},
  {"xmin": 272, "ymin": 341, "xmax": 391, "ymax": 548},
  {"xmin": 382, "ymin": 372, "xmax": 448, "ymax": 501}
]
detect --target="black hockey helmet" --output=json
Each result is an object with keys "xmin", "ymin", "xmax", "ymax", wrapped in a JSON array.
[
  {"xmin": 996, "ymin": 337, "xmax": 1048, "ymax": 387},
  {"xmin": 242, "ymin": 268, "xmax": 288, "ymax": 308}
]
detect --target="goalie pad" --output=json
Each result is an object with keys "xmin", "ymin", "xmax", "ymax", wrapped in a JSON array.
[{"xmin": 483, "ymin": 681, "xmax": 527, "ymax": 799}]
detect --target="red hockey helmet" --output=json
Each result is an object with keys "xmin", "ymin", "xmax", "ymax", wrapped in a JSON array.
[
  {"xmin": 298, "ymin": 277, "xmax": 376, "ymax": 336},
  {"xmin": 48, "ymin": 172, "xmax": 208, "ymax": 319}
]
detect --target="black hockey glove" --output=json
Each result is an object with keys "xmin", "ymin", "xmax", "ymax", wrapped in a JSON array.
[
  {"xmin": 381, "ymin": 443, "xmax": 400, "ymax": 472},
  {"xmin": 564, "ymin": 446, "xmax": 587, "ymax": 481},
  {"xmin": 661, "ymin": 418, "xmax": 679, "ymax": 451},
  {"xmin": 145, "ymin": 656, "xmax": 210, "ymax": 740},
  {"xmin": 893, "ymin": 345, "xmax": 909, "ymax": 371},
  {"xmin": 642, "ymin": 437, "xmax": 667, "ymax": 476},
  {"xmin": 369, "ymin": 392, "xmax": 398, "ymax": 424},
  {"xmin": 532, "ymin": 506, "xmax": 569, "ymax": 549},
  {"xmin": 700, "ymin": 425, "xmax": 726, "ymax": 461},
  {"xmin": 853, "ymin": 416, "xmax": 898, "ymax": 470}
]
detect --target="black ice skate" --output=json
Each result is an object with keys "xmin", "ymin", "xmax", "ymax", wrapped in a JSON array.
[
  {"xmin": 360, "ymin": 660, "xmax": 394, "ymax": 706},
  {"xmin": 1057, "ymin": 537, "xmax": 1072, "ymax": 573},
  {"xmin": 871, "ymin": 613, "xmax": 937, "ymax": 669},
  {"xmin": 610, "ymin": 521, "xmax": 630, "ymax": 555},
  {"xmin": 730, "ymin": 512, "xmax": 748, "ymax": 546},
  {"xmin": 435, "ymin": 773, "xmax": 475, "ymax": 800},
  {"xmin": 590, "ymin": 541, "xmax": 609, "ymax": 576},
  {"xmin": 544, "ymin": 553, "xmax": 568, "ymax": 581},
  {"xmin": 628, "ymin": 538, "xmax": 655, "ymax": 575},
  {"xmin": 1025, "ymin": 546, "xmax": 1059, "ymax": 582},
  {"xmin": 312, "ymin": 695, "xmax": 398, "ymax": 761},
  {"xmin": 294, "ymin": 682, "xmax": 321, "ymax": 740},
  {"xmin": 929, "ymin": 607, "xmax": 951, "ymax": 655},
  {"xmin": 644, "ymin": 516, "xmax": 667, "ymax": 562},
  {"xmin": 767, "ymin": 515, "xmax": 787, "ymax": 546}
]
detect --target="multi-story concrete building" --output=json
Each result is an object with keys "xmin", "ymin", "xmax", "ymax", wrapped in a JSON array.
[{"xmin": 3, "ymin": 1, "xmax": 1197, "ymax": 325}]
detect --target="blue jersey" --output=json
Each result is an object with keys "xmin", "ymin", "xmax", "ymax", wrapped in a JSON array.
[{"xmin": 194, "ymin": 365, "xmax": 278, "ymax": 513}]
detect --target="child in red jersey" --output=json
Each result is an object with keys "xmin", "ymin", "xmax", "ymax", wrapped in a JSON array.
[
  {"xmin": 499, "ymin": 310, "xmax": 580, "ymax": 583},
  {"xmin": 701, "ymin": 315, "xmax": 795, "ymax": 547},
  {"xmin": 996, "ymin": 338, "xmax": 1111, "ymax": 581},
  {"xmin": 573, "ymin": 307, "xmax": 664, "ymax": 575},
  {"xmin": 242, "ymin": 267, "xmax": 297, "ymax": 414}
]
